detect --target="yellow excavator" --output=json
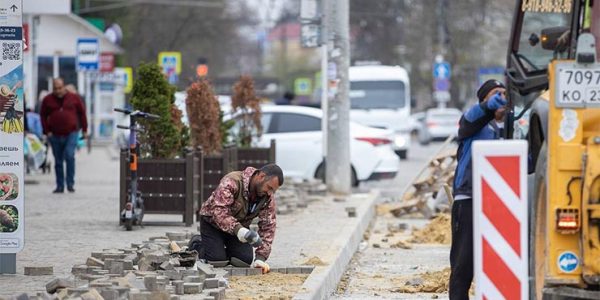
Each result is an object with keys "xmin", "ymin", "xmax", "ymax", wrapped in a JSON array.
[{"xmin": 505, "ymin": 0, "xmax": 600, "ymax": 298}]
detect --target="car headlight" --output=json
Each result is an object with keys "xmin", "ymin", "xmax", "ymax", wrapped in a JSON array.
[{"xmin": 394, "ymin": 136, "xmax": 406, "ymax": 148}]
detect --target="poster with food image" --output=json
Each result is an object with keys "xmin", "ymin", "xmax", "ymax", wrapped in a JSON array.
[
  {"xmin": 0, "ymin": 173, "xmax": 18, "ymax": 200},
  {"xmin": 0, "ymin": 0, "xmax": 24, "ymax": 254},
  {"xmin": 0, "ymin": 205, "xmax": 18, "ymax": 233}
]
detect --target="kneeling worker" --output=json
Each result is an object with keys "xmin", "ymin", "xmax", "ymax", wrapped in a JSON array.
[{"xmin": 199, "ymin": 163, "xmax": 283, "ymax": 273}]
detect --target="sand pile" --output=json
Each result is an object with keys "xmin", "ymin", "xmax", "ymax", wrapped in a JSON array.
[
  {"xmin": 408, "ymin": 214, "xmax": 451, "ymax": 244},
  {"xmin": 226, "ymin": 273, "xmax": 308, "ymax": 300},
  {"xmin": 302, "ymin": 256, "xmax": 327, "ymax": 266},
  {"xmin": 391, "ymin": 268, "xmax": 450, "ymax": 293}
]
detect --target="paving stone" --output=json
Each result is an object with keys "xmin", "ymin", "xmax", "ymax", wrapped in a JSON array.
[
  {"xmin": 169, "ymin": 296, "xmax": 180, "ymax": 300},
  {"xmin": 24, "ymin": 266, "xmax": 54, "ymax": 276},
  {"xmin": 129, "ymin": 291, "xmax": 151, "ymax": 300},
  {"xmin": 160, "ymin": 261, "xmax": 175, "ymax": 271},
  {"xmin": 230, "ymin": 268, "xmax": 247, "ymax": 276},
  {"xmin": 109, "ymin": 261, "xmax": 125, "ymax": 275},
  {"xmin": 147, "ymin": 291, "xmax": 170, "ymax": 300},
  {"xmin": 286, "ymin": 267, "xmax": 303, "ymax": 274},
  {"xmin": 218, "ymin": 279, "xmax": 228, "ymax": 288},
  {"xmin": 121, "ymin": 259, "xmax": 134, "ymax": 270},
  {"xmin": 144, "ymin": 275, "xmax": 158, "ymax": 291},
  {"xmin": 197, "ymin": 264, "xmax": 217, "ymax": 278},
  {"xmin": 301, "ymin": 266, "xmax": 314, "ymax": 274},
  {"xmin": 173, "ymin": 280, "xmax": 184, "ymax": 295},
  {"xmin": 66, "ymin": 287, "xmax": 91, "ymax": 296},
  {"xmin": 36, "ymin": 292, "xmax": 53, "ymax": 300},
  {"xmin": 91, "ymin": 252, "xmax": 104, "ymax": 259},
  {"xmin": 246, "ymin": 268, "xmax": 262, "ymax": 276},
  {"xmin": 208, "ymin": 287, "xmax": 226, "ymax": 300},
  {"xmin": 183, "ymin": 283, "xmax": 202, "ymax": 294},
  {"xmin": 163, "ymin": 270, "xmax": 183, "ymax": 281},
  {"xmin": 274, "ymin": 268, "xmax": 287, "ymax": 274},
  {"xmin": 71, "ymin": 265, "xmax": 88, "ymax": 275},
  {"xmin": 45, "ymin": 278, "xmax": 73, "ymax": 294},
  {"xmin": 89, "ymin": 281, "xmax": 112, "ymax": 288},
  {"xmin": 183, "ymin": 275, "xmax": 203, "ymax": 283},
  {"xmin": 80, "ymin": 289, "xmax": 104, "ymax": 300},
  {"xmin": 203, "ymin": 278, "xmax": 219, "ymax": 289},
  {"xmin": 181, "ymin": 269, "xmax": 200, "ymax": 277},
  {"xmin": 86, "ymin": 257, "xmax": 105, "ymax": 268},
  {"xmin": 14, "ymin": 293, "xmax": 29, "ymax": 300},
  {"xmin": 100, "ymin": 289, "xmax": 119, "ymax": 300}
]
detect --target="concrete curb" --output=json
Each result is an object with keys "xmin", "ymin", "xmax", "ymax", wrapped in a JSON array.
[{"xmin": 293, "ymin": 191, "xmax": 378, "ymax": 300}]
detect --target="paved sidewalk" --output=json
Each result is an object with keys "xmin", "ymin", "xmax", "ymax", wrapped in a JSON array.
[{"xmin": 0, "ymin": 145, "xmax": 380, "ymax": 298}]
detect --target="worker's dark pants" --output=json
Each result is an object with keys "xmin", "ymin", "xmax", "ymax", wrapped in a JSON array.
[
  {"xmin": 200, "ymin": 218, "xmax": 253, "ymax": 265},
  {"xmin": 449, "ymin": 199, "xmax": 473, "ymax": 300}
]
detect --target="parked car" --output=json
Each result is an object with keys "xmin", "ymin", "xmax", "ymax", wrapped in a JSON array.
[
  {"xmin": 409, "ymin": 111, "xmax": 426, "ymax": 136},
  {"xmin": 230, "ymin": 105, "xmax": 400, "ymax": 186},
  {"xmin": 418, "ymin": 108, "xmax": 462, "ymax": 144}
]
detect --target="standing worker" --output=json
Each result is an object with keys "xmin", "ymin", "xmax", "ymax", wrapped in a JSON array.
[
  {"xmin": 40, "ymin": 78, "xmax": 88, "ymax": 193},
  {"xmin": 449, "ymin": 79, "xmax": 507, "ymax": 299},
  {"xmin": 196, "ymin": 163, "xmax": 283, "ymax": 274}
]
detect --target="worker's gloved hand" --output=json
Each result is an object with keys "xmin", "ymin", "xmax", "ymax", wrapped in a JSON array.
[
  {"xmin": 485, "ymin": 92, "xmax": 507, "ymax": 111},
  {"xmin": 236, "ymin": 228, "xmax": 263, "ymax": 247},
  {"xmin": 252, "ymin": 259, "xmax": 270, "ymax": 274}
]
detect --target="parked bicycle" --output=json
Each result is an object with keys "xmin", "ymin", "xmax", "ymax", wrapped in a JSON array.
[{"xmin": 114, "ymin": 108, "xmax": 159, "ymax": 231}]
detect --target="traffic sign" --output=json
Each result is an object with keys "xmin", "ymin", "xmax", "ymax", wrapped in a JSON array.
[
  {"xmin": 473, "ymin": 140, "xmax": 528, "ymax": 300},
  {"xmin": 433, "ymin": 62, "xmax": 451, "ymax": 79},
  {"xmin": 434, "ymin": 78, "xmax": 450, "ymax": 91},
  {"xmin": 294, "ymin": 77, "xmax": 312, "ymax": 96},
  {"xmin": 77, "ymin": 38, "xmax": 99, "ymax": 71},
  {"xmin": 158, "ymin": 51, "xmax": 181, "ymax": 85},
  {"xmin": 114, "ymin": 67, "xmax": 133, "ymax": 94}
]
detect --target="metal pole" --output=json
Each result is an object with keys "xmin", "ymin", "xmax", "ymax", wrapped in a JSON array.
[
  {"xmin": 320, "ymin": 0, "xmax": 328, "ymax": 172},
  {"xmin": 326, "ymin": 0, "xmax": 351, "ymax": 194}
]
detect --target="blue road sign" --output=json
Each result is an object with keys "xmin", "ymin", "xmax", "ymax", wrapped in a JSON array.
[
  {"xmin": 434, "ymin": 78, "xmax": 450, "ymax": 91},
  {"xmin": 558, "ymin": 251, "xmax": 578, "ymax": 273},
  {"xmin": 433, "ymin": 62, "xmax": 451, "ymax": 79}
]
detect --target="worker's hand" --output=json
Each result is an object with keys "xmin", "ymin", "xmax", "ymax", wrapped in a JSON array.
[
  {"xmin": 252, "ymin": 259, "xmax": 270, "ymax": 274},
  {"xmin": 81, "ymin": 132, "xmax": 88, "ymax": 139},
  {"xmin": 237, "ymin": 228, "xmax": 263, "ymax": 247},
  {"xmin": 485, "ymin": 92, "xmax": 507, "ymax": 111}
]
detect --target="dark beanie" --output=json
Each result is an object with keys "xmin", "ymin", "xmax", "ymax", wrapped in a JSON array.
[{"xmin": 477, "ymin": 79, "xmax": 506, "ymax": 102}]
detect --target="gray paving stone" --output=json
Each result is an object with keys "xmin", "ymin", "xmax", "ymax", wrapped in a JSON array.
[
  {"xmin": 45, "ymin": 278, "xmax": 73, "ymax": 294},
  {"xmin": 24, "ymin": 266, "xmax": 53, "ymax": 276},
  {"xmin": 172, "ymin": 280, "xmax": 184, "ymax": 295},
  {"xmin": 183, "ymin": 283, "xmax": 202, "ymax": 294},
  {"xmin": 100, "ymin": 289, "xmax": 119, "ymax": 300},
  {"xmin": 203, "ymin": 278, "xmax": 219, "ymax": 289},
  {"xmin": 246, "ymin": 268, "xmax": 262, "ymax": 276},
  {"xmin": 86, "ymin": 257, "xmax": 105, "ymax": 268},
  {"xmin": 230, "ymin": 268, "xmax": 247, "ymax": 276}
]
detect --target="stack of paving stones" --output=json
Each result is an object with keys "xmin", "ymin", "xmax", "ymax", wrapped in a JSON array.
[
  {"xmin": 13, "ymin": 232, "xmax": 317, "ymax": 300},
  {"xmin": 275, "ymin": 178, "xmax": 326, "ymax": 215}
]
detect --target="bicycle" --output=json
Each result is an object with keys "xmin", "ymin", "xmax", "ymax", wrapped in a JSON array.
[{"xmin": 114, "ymin": 108, "xmax": 159, "ymax": 231}]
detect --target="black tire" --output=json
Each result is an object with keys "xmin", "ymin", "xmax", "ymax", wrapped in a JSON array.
[
  {"xmin": 397, "ymin": 150, "xmax": 408, "ymax": 160},
  {"xmin": 125, "ymin": 218, "xmax": 133, "ymax": 231},
  {"xmin": 529, "ymin": 142, "xmax": 547, "ymax": 300},
  {"xmin": 315, "ymin": 163, "xmax": 359, "ymax": 187}
]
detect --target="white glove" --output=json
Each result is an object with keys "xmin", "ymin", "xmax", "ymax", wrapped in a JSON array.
[
  {"xmin": 236, "ymin": 228, "xmax": 262, "ymax": 247},
  {"xmin": 252, "ymin": 259, "xmax": 270, "ymax": 274}
]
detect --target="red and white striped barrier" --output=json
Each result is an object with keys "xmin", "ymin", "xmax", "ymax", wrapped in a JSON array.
[{"xmin": 472, "ymin": 140, "xmax": 528, "ymax": 300}]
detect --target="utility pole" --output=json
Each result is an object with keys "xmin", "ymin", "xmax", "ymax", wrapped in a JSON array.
[{"xmin": 326, "ymin": 0, "xmax": 351, "ymax": 195}]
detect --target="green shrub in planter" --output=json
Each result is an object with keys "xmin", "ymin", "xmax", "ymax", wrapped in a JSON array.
[{"xmin": 130, "ymin": 62, "xmax": 187, "ymax": 158}]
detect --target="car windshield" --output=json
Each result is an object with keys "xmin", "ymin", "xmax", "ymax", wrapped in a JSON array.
[{"xmin": 350, "ymin": 81, "xmax": 406, "ymax": 109}]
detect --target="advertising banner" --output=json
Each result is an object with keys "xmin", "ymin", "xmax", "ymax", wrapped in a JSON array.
[{"xmin": 0, "ymin": 0, "xmax": 24, "ymax": 255}]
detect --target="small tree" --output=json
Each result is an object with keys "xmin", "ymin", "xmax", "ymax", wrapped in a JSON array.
[
  {"xmin": 130, "ymin": 63, "xmax": 184, "ymax": 158},
  {"xmin": 231, "ymin": 75, "xmax": 262, "ymax": 147},
  {"xmin": 185, "ymin": 79, "xmax": 222, "ymax": 154}
]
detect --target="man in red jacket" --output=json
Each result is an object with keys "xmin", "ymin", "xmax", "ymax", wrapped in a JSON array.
[{"xmin": 41, "ymin": 78, "xmax": 88, "ymax": 193}]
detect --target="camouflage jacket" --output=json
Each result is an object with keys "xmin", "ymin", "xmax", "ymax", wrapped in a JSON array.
[{"xmin": 200, "ymin": 167, "xmax": 276, "ymax": 261}]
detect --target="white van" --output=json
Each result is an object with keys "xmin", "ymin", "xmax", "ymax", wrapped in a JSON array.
[{"xmin": 349, "ymin": 65, "xmax": 411, "ymax": 159}]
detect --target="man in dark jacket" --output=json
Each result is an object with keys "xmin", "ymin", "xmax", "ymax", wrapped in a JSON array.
[
  {"xmin": 449, "ymin": 79, "xmax": 507, "ymax": 299},
  {"xmin": 198, "ymin": 163, "xmax": 283, "ymax": 274},
  {"xmin": 41, "ymin": 78, "xmax": 87, "ymax": 193}
]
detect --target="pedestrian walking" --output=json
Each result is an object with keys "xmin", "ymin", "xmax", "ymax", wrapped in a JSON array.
[
  {"xmin": 195, "ymin": 163, "xmax": 283, "ymax": 274},
  {"xmin": 40, "ymin": 78, "xmax": 88, "ymax": 193},
  {"xmin": 449, "ymin": 79, "xmax": 507, "ymax": 299}
]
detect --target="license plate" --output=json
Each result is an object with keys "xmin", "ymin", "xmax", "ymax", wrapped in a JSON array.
[
  {"xmin": 555, "ymin": 62, "xmax": 600, "ymax": 108},
  {"xmin": 125, "ymin": 210, "xmax": 132, "ymax": 218}
]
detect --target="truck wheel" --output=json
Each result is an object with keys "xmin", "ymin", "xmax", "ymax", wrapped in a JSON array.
[{"xmin": 530, "ymin": 143, "xmax": 548, "ymax": 300}]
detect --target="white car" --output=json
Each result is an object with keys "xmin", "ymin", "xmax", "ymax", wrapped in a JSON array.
[
  {"xmin": 419, "ymin": 108, "xmax": 462, "ymax": 144},
  {"xmin": 233, "ymin": 105, "xmax": 400, "ymax": 186}
]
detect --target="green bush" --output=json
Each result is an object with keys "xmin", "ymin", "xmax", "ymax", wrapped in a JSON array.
[{"xmin": 130, "ymin": 63, "xmax": 187, "ymax": 158}]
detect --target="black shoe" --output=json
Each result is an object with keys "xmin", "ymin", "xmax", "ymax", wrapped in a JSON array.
[
  {"xmin": 67, "ymin": 187, "xmax": 75, "ymax": 193},
  {"xmin": 53, "ymin": 188, "xmax": 64, "ymax": 193}
]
